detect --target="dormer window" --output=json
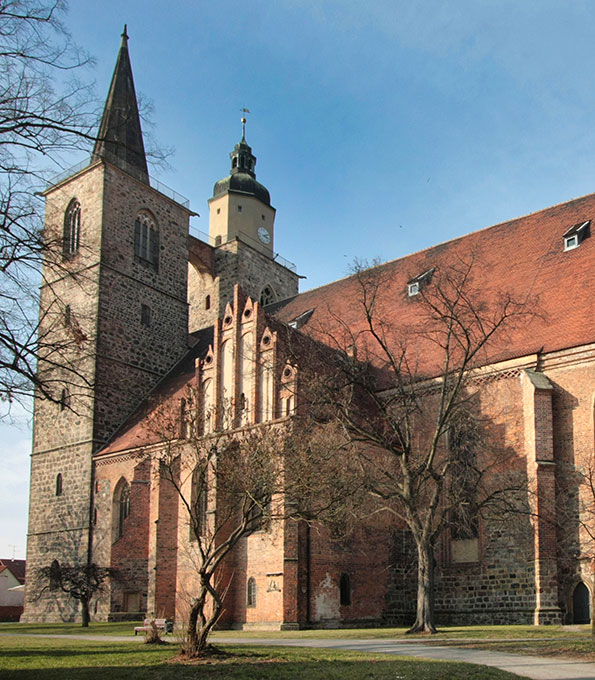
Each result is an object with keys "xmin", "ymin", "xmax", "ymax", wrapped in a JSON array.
[
  {"xmin": 288, "ymin": 308, "xmax": 315, "ymax": 330},
  {"xmin": 407, "ymin": 268, "xmax": 435, "ymax": 297},
  {"xmin": 563, "ymin": 220, "xmax": 590, "ymax": 251}
]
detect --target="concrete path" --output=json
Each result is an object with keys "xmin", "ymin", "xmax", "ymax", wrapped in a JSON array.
[
  {"xmin": 213, "ymin": 637, "xmax": 595, "ymax": 680},
  {"xmin": 2, "ymin": 632, "xmax": 595, "ymax": 680}
]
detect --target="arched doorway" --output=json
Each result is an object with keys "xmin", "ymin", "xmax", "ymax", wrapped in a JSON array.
[{"xmin": 573, "ymin": 581, "xmax": 591, "ymax": 624}]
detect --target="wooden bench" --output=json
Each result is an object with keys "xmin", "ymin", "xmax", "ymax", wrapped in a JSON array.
[{"xmin": 134, "ymin": 618, "xmax": 174, "ymax": 635}]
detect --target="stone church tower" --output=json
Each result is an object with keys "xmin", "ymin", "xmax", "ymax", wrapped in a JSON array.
[
  {"xmin": 22, "ymin": 29, "xmax": 192, "ymax": 621},
  {"xmin": 22, "ymin": 28, "xmax": 300, "ymax": 622}
]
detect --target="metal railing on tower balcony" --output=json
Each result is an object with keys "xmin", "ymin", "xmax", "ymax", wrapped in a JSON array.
[
  {"xmin": 189, "ymin": 226, "xmax": 296, "ymax": 273},
  {"xmin": 47, "ymin": 156, "xmax": 191, "ymax": 209}
]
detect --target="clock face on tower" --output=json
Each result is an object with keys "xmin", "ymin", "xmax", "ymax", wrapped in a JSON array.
[{"xmin": 258, "ymin": 226, "xmax": 271, "ymax": 244}]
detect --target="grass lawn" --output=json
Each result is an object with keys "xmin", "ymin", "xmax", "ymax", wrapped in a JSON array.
[
  {"xmin": 0, "ymin": 621, "xmax": 142, "ymax": 637},
  {"xmin": 1, "ymin": 621, "xmax": 589, "ymax": 640},
  {"xmin": 0, "ymin": 636, "xmax": 520, "ymax": 679}
]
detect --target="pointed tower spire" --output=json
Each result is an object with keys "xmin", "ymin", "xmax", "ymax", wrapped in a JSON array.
[{"xmin": 92, "ymin": 26, "xmax": 149, "ymax": 183}]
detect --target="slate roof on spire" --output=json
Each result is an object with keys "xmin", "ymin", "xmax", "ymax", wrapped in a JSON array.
[{"xmin": 92, "ymin": 26, "xmax": 149, "ymax": 184}]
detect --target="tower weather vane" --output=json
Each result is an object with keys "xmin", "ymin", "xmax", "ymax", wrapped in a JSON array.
[{"xmin": 240, "ymin": 107, "xmax": 250, "ymax": 138}]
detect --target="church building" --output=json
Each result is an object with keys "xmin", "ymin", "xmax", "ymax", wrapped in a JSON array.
[{"xmin": 21, "ymin": 31, "xmax": 595, "ymax": 628}]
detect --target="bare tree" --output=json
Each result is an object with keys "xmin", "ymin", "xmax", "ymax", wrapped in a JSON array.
[
  {"xmin": 145, "ymin": 393, "xmax": 360, "ymax": 657},
  {"xmin": 306, "ymin": 256, "xmax": 531, "ymax": 633},
  {"xmin": 0, "ymin": 0, "xmax": 97, "ymax": 411},
  {"xmin": 35, "ymin": 561, "xmax": 113, "ymax": 627},
  {"xmin": 557, "ymin": 455, "xmax": 595, "ymax": 637}
]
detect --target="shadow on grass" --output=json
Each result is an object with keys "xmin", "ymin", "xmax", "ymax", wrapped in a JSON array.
[
  {"xmin": 0, "ymin": 646, "xmax": 517, "ymax": 680},
  {"xmin": 0, "ymin": 623, "xmax": 142, "ymax": 637},
  {"xmin": 1, "ymin": 644, "xmax": 171, "ymax": 661},
  {"xmin": 0, "ymin": 659, "xmax": 519, "ymax": 680}
]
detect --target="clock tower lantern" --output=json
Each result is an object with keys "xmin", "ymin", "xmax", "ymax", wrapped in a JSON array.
[
  {"xmin": 208, "ymin": 120, "xmax": 276, "ymax": 257},
  {"xmin": 187, "ymin": 121, "xmax": 298, "ymax": 332}
]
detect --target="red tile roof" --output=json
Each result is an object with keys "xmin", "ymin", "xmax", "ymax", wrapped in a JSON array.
[
  {"xmin": 0, "ymin": 559, "xmax": 26, "ymax": 584},
  {"xmin": 271, "ymin": 192, "xmax": 595, "ymax": 371},
  {"xmin": 97, "ymin": 191, "xmax": 595, "ymax": 455},
  {"xmin": 98, "ymin": 328, "xmax": 213, "ymax": 456}
]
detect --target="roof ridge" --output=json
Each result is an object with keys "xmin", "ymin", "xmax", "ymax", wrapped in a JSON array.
[{"xmin": 292, "ymin": 189, "xmax": 595, "ymax": 300}]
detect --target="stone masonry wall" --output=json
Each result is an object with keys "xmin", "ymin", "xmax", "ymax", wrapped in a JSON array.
[
  {"xmin": 22, "ymin": 441, "xmax": 94, "ymax": 622},
  {"xmin": 215, "ymin": 239, "xmax": 298, "ymax": 319},
  {"xmin": 25, "ymin": 160, "xmax": 192, "ymax": 623},
  {"xmin": 23, "ymin": 164, "xmax": 106, "ymax": 623},
  {"xmin": 188, "ymin": 264, "xmax": 218, "ymax": 333},
  {"xmin": 93, "ymin": 163, "xmax": 190, "ymax": 445},
  {"xmin": 384, "ymin": 372, "xmax": 540, "ymax": 626}
]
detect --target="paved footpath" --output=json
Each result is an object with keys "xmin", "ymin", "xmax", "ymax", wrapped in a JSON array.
[
  {"xmin": 213, "ymin": 637, "xmax": 595, "ymax": 680},
  {"xmin": 2, "ymin": 633, "xmax": 595, "ymax": 680}
]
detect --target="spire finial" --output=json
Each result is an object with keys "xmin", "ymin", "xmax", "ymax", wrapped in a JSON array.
[
  {"xmin": 121, "ymin": 24, "xmax": 129, "ymax": 42},
  {"xmin": 240, "ymin": 107, "xmax": 250, "ymax": 141}
]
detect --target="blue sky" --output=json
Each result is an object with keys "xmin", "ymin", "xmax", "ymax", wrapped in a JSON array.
[{"xmin": 2, "ymin": 0, "xmax": 595, "ymax": 559}]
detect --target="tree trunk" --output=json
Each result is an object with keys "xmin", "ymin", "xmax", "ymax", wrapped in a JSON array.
[
  {"xmin": 81, "ymin": 598, "xmax": 90, "ymax": 627},
  {"xmin": 185, "ymin": 575, "xmax": 222, "ymax": 658},
  {"xmin": 407, "ymin": 539, "xmax": 437, "ymax": 634},
  {"xmin": 185, "ymin": 595, "xmax": 203, "ymax": 657}
]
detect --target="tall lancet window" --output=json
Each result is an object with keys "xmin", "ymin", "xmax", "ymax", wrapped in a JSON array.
[
  {"xmin": 134, "ymin": 210, "xmax": 159, "ymax": 270},
  {"xmin": 113, "ymin": 478, "xmax": 130, "ymax": 542},
  {"xmin": 63, "ymin": 199, "xmax": 81, "ymax": 259}
]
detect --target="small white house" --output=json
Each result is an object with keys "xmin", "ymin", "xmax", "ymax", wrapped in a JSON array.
[{"xmin": 0, "ymin": 559, "xmax": 25, "ymax": 620}]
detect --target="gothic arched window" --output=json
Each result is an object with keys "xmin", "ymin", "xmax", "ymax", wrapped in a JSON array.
[
  {"xmin": 134, "ymin": 210, "xmax": 159, "ymax": 270},
  {"xmin": 63, "ymin": 199, "xmax": 81, "ymax": 259},
  {"xmin": 190, "ymin": 466, "xmax": 207, "ymax": 540},
  {"xmin": 119, "ymin": 484, "xmax": 130, "ymax": 535},
  {"xmin": 259, "ymin": 285, "xmax": 276, "ymax": 307},
  {"xmin": 49, "ymin": 559, "xmax": 61, "ymax": 590},
  {"xmin": 247, "ymin": 577, "xmax": 257, "ymax": 607},
  {"xmin": 113, "ymin": 478, "xmax": 130, "ymax": 542}
]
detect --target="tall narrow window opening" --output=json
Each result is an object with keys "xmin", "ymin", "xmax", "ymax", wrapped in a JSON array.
[
  {"xmin": 63, "ymin": 199, "xmax": 81, "ymax": 259},
  {"xmin": 134, "ymin": 211, "xmax": 159, "ymax": 270},
  {"xmin": 190, "ymin": 466, "xmax": 207, "ymax": 540},
  {"xmin": 119, "ymin": 483, "xmax": 130, "ymax": 536},
  {"xmin": 247, "ymin": 577, "xmax": 257, "ymax": 607},
  {"xmin": 340, "ymin": 573, "xmax": 351, "ymax": 606},
  {"xmin": 55, "ymin": 473, "xmax": 63, "ymax": 497},
  {"xmin": 59, "ymin": 388, "xmax": 69, "ymax": 411},
  {"xmin": 141, "ymin": 304, "xmax": 151, "ymax": 327},
  {"xmin": 113, "ymin": 479, "xmax": 131, "ymax": 542},
  {"xmin": 49, "ymin": 560, "xmax": 60, "ymax": 590}
]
